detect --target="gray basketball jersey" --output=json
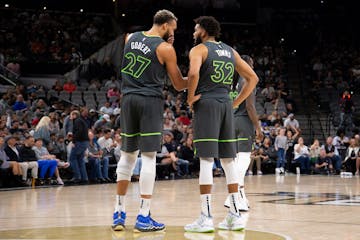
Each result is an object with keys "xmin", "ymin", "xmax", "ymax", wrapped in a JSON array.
[
  {"xmin": 232, "ymin": 77, "xmax": 256, "ymax": 117},
  {"xmin": 196, "ymin": 41, "xmax": 235, "ymax": 101},
  {"xmin": 121, "ymin": 32, "xmax": 167, "ymax": 97}
]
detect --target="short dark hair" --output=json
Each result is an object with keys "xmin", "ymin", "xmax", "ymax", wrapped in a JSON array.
[
  {"xmin": 103, "ymin": 129, "xmax": 112, "ymax": 134},
  {"xmin": 153, "ymin": 9, "xmax": 177, "ymax": 25},
  {"xmin": 241, "ymin": 55, "xmax": 252, "ymax": 65},
  {"xmin": 194, "ymin": 16, "xmax": 221, "ymax": 38}
]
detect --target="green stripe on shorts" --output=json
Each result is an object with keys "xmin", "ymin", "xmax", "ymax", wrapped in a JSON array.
[
  {"xmin": 237, "ymin": 138, "xmax": 249, "ymax": 141},
  {"xmin": 194, "ymin": 138, "xmax": 238, "ymax": 143},
  {"xmin": 121, "ymin": 132, "xmax": 161, "ymax": 137}
]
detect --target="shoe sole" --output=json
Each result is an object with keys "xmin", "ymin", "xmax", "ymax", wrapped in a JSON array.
[
  {"xmin": 111, "ymin": 224, "xmax": 125, "ymax": 231},
  {"xmin": 133, "ymin": 227, "xmax": 166, "ymax": 233},
  {"xmin": 218, "ymin": 226, "xmax": 244, "ymax": 231},
  {"xmin": 231, "ymin": 227, "xmax": 245, "ymax": 231},
  {"xmin": 184, "ymin": 228, "xmax": 215, "ymax": 233}
]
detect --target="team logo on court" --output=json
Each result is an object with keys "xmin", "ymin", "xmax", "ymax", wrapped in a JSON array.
[{"xmin": 255, "ymin": 192, "xmax": 360, "ymax": 206}]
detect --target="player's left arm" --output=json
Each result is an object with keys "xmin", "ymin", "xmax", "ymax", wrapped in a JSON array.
[
  {"xmin": 232, "ymin": 50, "xmax": 259, "ymax": 108},
  {"xmin": 158, "ymin": 42, "xmax": 187, "ymax": 91},
  {"xmin": 186, "ymin": 45, "xmax": 204, "ymax": 107},
  {"xmin": 245, "ymin": 91, "xmax": 263, "ymax": 140}
]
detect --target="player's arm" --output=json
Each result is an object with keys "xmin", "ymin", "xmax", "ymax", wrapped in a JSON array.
[
  {"xmin": 245, "ymin": 90, "xmax": 263, "ymax": 140},
  {"xmin": 124, "ymin": 33, "xmax": 133, "ymax": 44},
  {"xmin": 187, "ymin": 45, "xmax": 204, "ymax": 107},
  {"xmin": 232, "ymin": 50, "xmax": 259, "ymax": 108},
  {"xmin": 157, "ymin": 43, "xmax": 187, "ymax": 91}
]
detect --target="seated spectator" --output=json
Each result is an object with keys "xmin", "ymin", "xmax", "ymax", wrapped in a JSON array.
[
  {"xmin": 52, "ymin": 79, "xmax": 63, "ymax": 92},
  {"xmin": 104, "ymin": 76, "xmax": 120, "ymax": 90},
  {"xmin": 18, "ymin": 136, "xmax": 39, "ymax": 183},
  {"xmin": 99, "ymin": 102, "xmax": 114, "ymax": 115},
  {"xmin": 284, "ymin": 113, "xmax": 299, "ymax": 130},
  {"xmin": 322, "ymin": 136, "xmax": 342, "ymax": 174},
  {"xmin": 32, "ymin": 138, "xmax": 63, "ymax": 185},
  {"xmin": 177, "ymin": 136, "xmax": 199, "ymax": 175},
  {"xmin": 12, "ymin": 94, "xmax": 27, "ymax": 111},
  {"xmin": 294, "ymin": 137, "xmax": 311, "ymax": 174},
  {"xmin": 63, "ymin": 79, "xmax": 77, "ymax": 93},
  {"xmin": 47, "ymin": 133, "xmax": 66, "ymax": 161},
  {"xmin": 314, "ymin": 149, "xmax": 333, "ymax": 175},
  {"xmin": 163, "ymin": 132, "xmax": 189, "ymax": 177},
  {"xmin": 4, "ymin": 136, "xmax": 33, "ymax": 183},
  {"xmin": 163, "ymin": 117, "xmax": 174, "ymax": 131},
  {"xmin": 0, "ymin": 136, "xmax": 24, "ymax": 185},
  {"xmin": 309, "ymin": 139, "xmax": 321, "ymax": 166},
  {"xmin": 176, "ymin": 110, "xmax": 191, "ymax": 126},
  {"xmin": 33, "ymin": 116, "xmax": 51, "ymax": 146},
  {"xmin": 107, "ymin": 87, "xmax": 120, "ymax": 104},
  {"xmin": 343, "ymin": 138, "xmax": 359, "ymax": 174},
  {"xmin": 261, "ymin": 83, "xmax": 275, "ymax": 100},
  {"xmin": 332, "ymin": 129, "xmax": 349, "ymax": 161},
  {"xmin": 249, "ymin": 137, "xmax": 275, "ymax": 175},
  {"xmin": 93, "ymin": 114, "xmax": 111, "ymax": 130}
]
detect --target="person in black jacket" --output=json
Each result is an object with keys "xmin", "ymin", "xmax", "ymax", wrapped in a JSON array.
[
  {"xmin": 6, "ymin": 135, "xmax": 38, "ymax": 182},
  {"xmin": 68, "ymin": 109, "xmax": 89, "ymax": 183}
]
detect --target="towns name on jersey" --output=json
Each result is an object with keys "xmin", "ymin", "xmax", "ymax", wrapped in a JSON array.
[
  {"xmin": 215, "ymin": 49, "xmax": 231, "ymax": 58},
  {"xmin": 131, "ymin": 42, "xmax": 151, "ymax": 54}
]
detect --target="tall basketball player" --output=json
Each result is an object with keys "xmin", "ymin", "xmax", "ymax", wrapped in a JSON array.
[
  {"xmin": 112, "ymin": 9, "xmax": 187, "ymax": 232},
  {"xmin": 224, "ymin": 55, "xmax": 263, "ymax": 211},
  {"xmin": 185, "ymin": 16, "xmax": 258, "ymax": 232}
]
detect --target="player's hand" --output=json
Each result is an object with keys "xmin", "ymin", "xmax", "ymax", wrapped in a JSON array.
[
  {"xmin": 187, "ymin": 94, "xmax": 201, "ymax": 109},
  {"xmin": 167, "ymin": 35, "xmax": 175, "ymax": 45},
  {"xmin": 255, "ymin": 127, "xmax": 264, "ymax": 141}
]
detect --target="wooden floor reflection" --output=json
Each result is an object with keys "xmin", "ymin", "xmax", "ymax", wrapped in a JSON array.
[
  {"xmin": 0, "ymin": 175, "xmax": 359, "ymax": 240},
  {"xmin": 0, "ymin": 226, "xmax": 290, "ymax": 240}
]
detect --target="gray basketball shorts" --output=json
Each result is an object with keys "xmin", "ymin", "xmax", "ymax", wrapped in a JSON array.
[
  {"xmin": 192, "ymin": 98, "xmax": 236, "ymax": 158},
  {"xmin": 120, "ymin": 94, "xmax": 163, "ymax": 152},
  {"xmin": 234, "ymin": 115, "xmax": 254, "ymax": 152}
]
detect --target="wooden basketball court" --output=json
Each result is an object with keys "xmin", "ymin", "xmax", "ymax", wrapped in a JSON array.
[{"xmin": 0, "ymin": 175, "xmax": 359, "ymax": 240}]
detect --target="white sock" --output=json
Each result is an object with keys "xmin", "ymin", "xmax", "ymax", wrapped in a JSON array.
[
  {"xmin": 139, "ymin": 198, "xmax": 151, "ymax": 217},
  {"xmin": 115, "ymin": 195, "xmax": 125, "ymax": 212},
  {"xmin": 228, "ymin": 192, "xmax": 241, "ymax": 215},
  {"xmin": 239, "ymin": 187, "xmax": 246, "ymax": 200},
  {"xmin": 200, "ymin": 194, "xmax": 212, "ymax": 217}
]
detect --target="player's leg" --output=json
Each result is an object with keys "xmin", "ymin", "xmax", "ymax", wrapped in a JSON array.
[
  {"xmin": 134, "ymin": 96, "xmax": 165, "ymax": 232},
  {"xmin": 113, "ymin": 95, "xmax": 140, "ymax": 231}
]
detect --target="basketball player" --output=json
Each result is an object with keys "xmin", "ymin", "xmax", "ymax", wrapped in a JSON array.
[
  {"xmin": 224, "ymin": 55, "xmax": 263, "ymax": 211},
  {"xmin": 184, "ymin": 16, "xmax": 258, "ymax": 232},
  {"xmin": 112, "ymin": 9, "xmax": 187, "ymax": 232}
]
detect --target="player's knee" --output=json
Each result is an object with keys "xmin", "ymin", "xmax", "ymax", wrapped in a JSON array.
[
  {"xmin": 199, "ymin": 158, "xmax": 214, "ymax": 185},
  {"xmin": 116, "ymin": 150, "xmax": 139, "ymax": 181},
  {"xmin": 220, "ymin": 158, "xmax": 238, "ymax": 184}
]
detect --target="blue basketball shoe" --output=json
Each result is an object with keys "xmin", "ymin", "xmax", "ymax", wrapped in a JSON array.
[
  {"xmin": 112, "ymin": 211, "xmax": 126, "ymax": 231},
  {"xmin": 134, "ymin": 214, "xmax": 165, "ymax": 232}
]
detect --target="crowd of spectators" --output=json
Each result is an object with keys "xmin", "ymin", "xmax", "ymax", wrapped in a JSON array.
[
  {"xmin": 1, "ymin": 5, "xmax": 359, "ymax": 190},
  {"xmin": 0, "ymin": 8, "xmax": 115, "ymax": 73}
]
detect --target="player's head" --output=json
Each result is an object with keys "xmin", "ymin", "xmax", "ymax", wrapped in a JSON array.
[
  {"xmin": 153, "ymin": 9, "xmax": 178, "ymax": 41},
  {"xmin": 193, "ymin": 16, "xmax": 221, "ymax": 45},
  {"xmin": 241, "ymin": 55, "xmax": 254, "ymax": 69}
]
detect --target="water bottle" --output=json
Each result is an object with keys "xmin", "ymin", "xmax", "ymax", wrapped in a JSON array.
[{"xmin": 296, "ymin": 167, "xmax": 300, "ymax": 175}]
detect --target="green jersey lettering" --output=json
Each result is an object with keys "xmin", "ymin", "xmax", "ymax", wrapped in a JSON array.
[
  {"xmin": 210, "ymin": 60, "xmax": 234, "ymax": 85},
  {"xmin": 121, "ymin": 52, "xmax": 151, "ymax": 78}
]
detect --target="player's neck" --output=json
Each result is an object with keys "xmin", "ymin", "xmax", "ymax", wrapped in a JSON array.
[
  {"xmin": 203, "ymin": 36, "xmax": 217, "ymax": 43},
  {"xmin": 144, "ymin": 26, "xmax": 161, "ymax": 38}
]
